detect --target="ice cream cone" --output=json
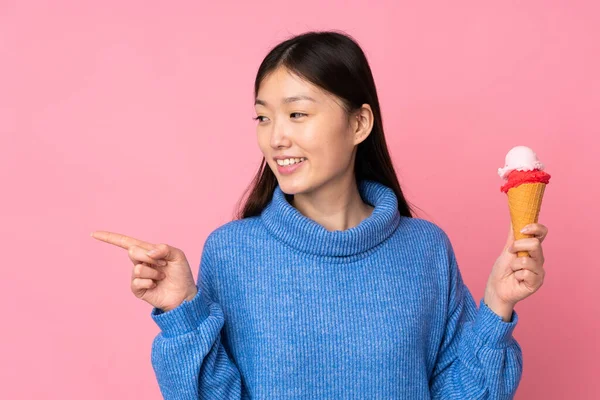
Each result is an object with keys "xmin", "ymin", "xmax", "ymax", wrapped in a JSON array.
[{"xmin": 507, "ymin": 182, "xmax": 546, "ymax": 257}]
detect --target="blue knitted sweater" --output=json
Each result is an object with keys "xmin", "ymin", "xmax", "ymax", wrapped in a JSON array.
[{"xmin": 150, "ymin": 180, "xmax": 523, "ymax": 399}]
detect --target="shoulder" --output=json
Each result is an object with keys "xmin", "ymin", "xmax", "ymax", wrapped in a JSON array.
[
  {"xmin": 396, "ymin": 217, "xmax": 456, "ymax": 270},
  {"xmin": 203, "ymin": 216, "xmax": 263, "ymax": 252},
  {"xmin": 401, "ymin": 216, "xmax": 451, "ymax": 246}
]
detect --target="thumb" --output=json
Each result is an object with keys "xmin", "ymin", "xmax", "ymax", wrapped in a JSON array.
[
  {"xmin": 147, "ymin": 243, "xmax": 186, "ymax": 263},
  {"xmin": 505, "ymin": 221, "xmax": 515, "ymax": 250},
  {"xmin": 146, "ymin": 243, "xmax": 172, "ymax": 260}
]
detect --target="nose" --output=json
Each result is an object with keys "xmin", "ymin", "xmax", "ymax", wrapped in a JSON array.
[{"xmin": 269, "ymin": 119, "xmax": 292, "ymax": 149}]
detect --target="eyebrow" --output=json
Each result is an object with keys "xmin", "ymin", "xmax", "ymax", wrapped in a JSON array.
[{"xmin": 254, "ymin": 95, "xmax": 317, "ymax": 107}]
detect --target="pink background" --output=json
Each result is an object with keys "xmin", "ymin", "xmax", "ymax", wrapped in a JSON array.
[{"xmin": 2, "ymin": 1, "xmax": 598, "ymax": 398}]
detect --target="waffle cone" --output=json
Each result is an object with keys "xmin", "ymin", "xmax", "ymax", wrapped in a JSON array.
[{"xmin": 507, "ymin": 182, "xmax": 546, "ymax": 257}]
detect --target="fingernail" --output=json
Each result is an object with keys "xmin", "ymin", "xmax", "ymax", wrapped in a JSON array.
[
  {"xmin": 520, "ymin": 226, "xmax": 530, "ymax": 233},
  {"xmin": 158, "ymin": 260, "xmax": 167, "ymax": 266},
  {"xmin": 147, "ymin": 249, "xmax": 158, "ymax": 256}
]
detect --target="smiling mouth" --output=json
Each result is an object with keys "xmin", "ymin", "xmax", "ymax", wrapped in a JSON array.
[{"xmin": 276, "ymin": 158, "xmax": 307, "ymax": 167}]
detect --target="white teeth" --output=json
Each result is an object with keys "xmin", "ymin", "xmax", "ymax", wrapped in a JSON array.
[{"xmin": 277, "ymin": 157, "xmax": 306, "ymax": 166}]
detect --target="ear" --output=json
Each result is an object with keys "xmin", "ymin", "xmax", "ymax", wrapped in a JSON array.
[{"xmin": 353, "ymin": 104, "xmax": 374, "ymax": 146}]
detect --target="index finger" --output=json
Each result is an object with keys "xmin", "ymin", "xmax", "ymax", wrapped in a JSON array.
[
  {"xmin": 523, "ymin": 223, "xmax": 548, "ymax": 243},
  {"xmin": 90, "ymin": 231, "xmax": 153, "ymax": 251}
]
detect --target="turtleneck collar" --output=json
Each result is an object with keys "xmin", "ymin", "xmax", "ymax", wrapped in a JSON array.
[{"xmin": 260, "ymin": 179, "xmax": 402, "ymax": 260}]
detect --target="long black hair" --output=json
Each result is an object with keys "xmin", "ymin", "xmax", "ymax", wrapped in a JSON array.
[{"xmin": 234, "ymin": 30, "xmax": 421, "ymax": 220}]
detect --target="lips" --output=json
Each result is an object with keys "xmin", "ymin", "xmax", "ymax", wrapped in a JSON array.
[
  {"xmin": 273, "ymin": 156, "xmax": 306, "ymax": 161},
  {"xmin": 275, "ymin": 158, "xmax": 306, "ymax": 175}
]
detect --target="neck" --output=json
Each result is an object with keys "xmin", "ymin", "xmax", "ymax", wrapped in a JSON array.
[{"xmin": 289, "ymin": 176, "xmax": 375, "ymax": 232}]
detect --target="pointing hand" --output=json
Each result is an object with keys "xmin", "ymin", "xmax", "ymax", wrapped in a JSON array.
[{"xmin": 91, "ymin": 231, "xmax": 198, "ymax": 312}]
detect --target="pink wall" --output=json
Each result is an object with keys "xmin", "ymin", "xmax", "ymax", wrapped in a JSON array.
[{"xmin": 2, "ymin": 1, "xmax": 597, "ymax": 398}]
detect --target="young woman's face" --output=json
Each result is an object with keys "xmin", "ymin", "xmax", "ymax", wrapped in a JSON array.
[{"xmin": 254, "ymin": 67, "xmax": 359, "ymax": 195}]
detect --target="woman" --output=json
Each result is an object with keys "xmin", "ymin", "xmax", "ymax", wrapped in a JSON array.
[{"xmin": 92, "ymin": 30, "xmax": 548, "ymax": 399}]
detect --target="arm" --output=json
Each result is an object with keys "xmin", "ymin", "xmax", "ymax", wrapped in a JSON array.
[
  {"xmin": 150, "ymin": 235, "xmax": 242, "ymax": 400},
  {"xmin": 429, "ymin": 235, "xmax": 523, "ymax": 400}
]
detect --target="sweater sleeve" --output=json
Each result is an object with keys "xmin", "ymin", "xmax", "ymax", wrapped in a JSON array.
[
  {"xmin": 429, "ymin": 234, "xmax": 523, "ymax": 400},
  {"xmin": 149, "ymin": 234, "xmax": 242, "ymax": 400}
]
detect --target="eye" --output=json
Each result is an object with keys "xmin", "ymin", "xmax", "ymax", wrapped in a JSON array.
[
  {"xmin": 253, "ymin": 116, "xmax": 267, "ymax": 123},
  {"xmin": 290, "ymin": 112, "xmax": 307, "ymax": 119}
]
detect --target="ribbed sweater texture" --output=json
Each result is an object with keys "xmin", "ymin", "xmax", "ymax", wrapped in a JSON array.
[{"xmin": 150, "ymin": 180, "xmax": 523, "ymax": 399}]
